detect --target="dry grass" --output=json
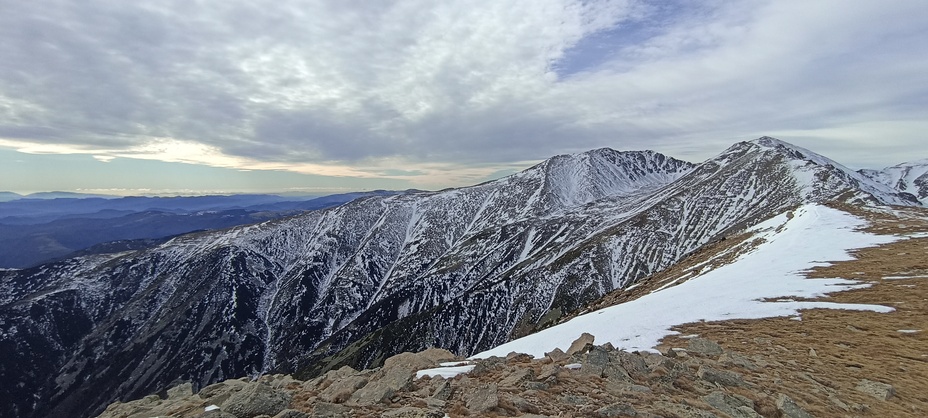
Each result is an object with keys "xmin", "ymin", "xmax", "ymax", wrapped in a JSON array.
[{"xmin": 659, "ymin": 204, "xmax": 928, "ymax": 417}]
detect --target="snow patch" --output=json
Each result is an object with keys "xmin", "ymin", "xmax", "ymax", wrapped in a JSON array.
[
  {"xmin": 474, "ymin": 205, "xmax": 896, "ymax": 358},
  {"xmin": 415, "ymin": 364, "xmax": 476, "ymax": 379}
]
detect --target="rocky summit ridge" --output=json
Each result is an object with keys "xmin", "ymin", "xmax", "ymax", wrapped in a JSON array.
[
  {"xmin": 0, "ymin": 137, "xmax": 924, "ymax": 418},
  {"xmin": 94, "ymin": 334, "xmax": 895, "ymax": 418}
]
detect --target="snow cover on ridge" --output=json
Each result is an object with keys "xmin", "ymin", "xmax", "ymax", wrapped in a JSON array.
[
  {"xmin": 473, "ymin": 204, "xmax": 896, "ymax": 358},
  {"xmin": 753, "ymin": 137, "xmax": 918, "ymax": 206},
  {"xmin": 859, "ymin": 159, "xmax": 928, "ymax": 205}
]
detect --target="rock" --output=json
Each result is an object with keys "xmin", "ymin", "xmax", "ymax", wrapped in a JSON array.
[
  {"xmin": 196, "ymin": 410, "xmax": 239, "ymax": 418},
  {"xmin": 200, "ymin": 380, "xmax": 248, "ymax": 405},
  {"xmin": 566, "ymin": 332, "xmax": 595, "ymax": 356},
  {"xmin": 166, "ymin": 382, "xmax": 193, "ymax": 399},
  {"xmin": 415, "ymin": 347, "xmax": 457, "ymax": 363},
  {"xmin": 611, "ymin": 350, "xmax": 649, "ymax": 380},
  {"xmin": 717, "ymin": 352, "xmax": 758, "ymax": 371},
  {"xmin": 536, "ymin": 363, "xmax": 559, "ymax": 381},
  {"xmin": 464, "ymin": 383, "xmax": 499, "ymax": 413},
  {"xmin": 775, "ymin": 394, "xmax": 813, "ymax": 418},
  {"xmin": 506, "ymin": 352, "xmax": 533, "ymax": 363},
  {"xmin": 654, "ymin": 400, "xmax": 720, "ymax": 418},
  {"xmin": 808, "ymin": 348, "xmax": 817, "ymax": 357},
  {"xmin": 381, "ymin": 407, "xmax": 444, "ymax": 417},
  {"xmin": 318, "ymin": 375, "xmax": 368, "ymax": 403},
  {"xmin": 545, "ymin": 348, "xmax": 568, "ymax": 362},
  {"xmin": 855, "ymin": 379, "xmax": 895, "ymax": 400},
  {"xmin": 687, "ymin": 338, "xmax": 724, "ymax": 357},
  {"xmin": 701, "ymin": 391, "xmax": 761, "ymax": 418},
  {"xmin": 470, "ymin": 356, "xmax": 505, "ymax": 376},
  {"xmin": 312, "ymin": 401, "xmax": 351, "ymax": 418},
  {"xmin": 581, "ymin": 345, "xmax": 611, "ymax": 377},
  {"xmin": 431, "ymin": 379, "xmax": 453, "ymax": 401},
  {"xmin": 601, "ymin": 342, "xmax": 616, "ymax": 351},
  {"xmin": 349, "ymin": 351, "xmax": 440, "ymax": 406},
  {"xmin": 221, "ymin": 383, "xmax": 292, "ymax": 418},
  {"xmin": 503, "ymin": 393, "xmax": 539, "ymax": 414},
  {"xmin": 499, "ymin": 367, "xmax": 535, "ymax": 387},
  {"xmin": 696, "ymin": 365, "xmax": 745, "ymax": 387},
  {"xmin": 596, "ymin": 402, "xmax": 638, "ymax": 417},
  {"xmin": 523, "ymin": 381, "xmax": 548, "ymax": 390},
  {"xmin": 272, "ymin": 410, "xmax": 309, "ymax": 418}
]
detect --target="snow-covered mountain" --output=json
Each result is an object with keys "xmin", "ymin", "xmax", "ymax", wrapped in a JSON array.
[
  {"xmin": 0, "ymin": 138, "xmax": 920, "ymax": 418},
  {"xmin": 860, "ymin": 159, "xmax": 928, "ymax": 204}
]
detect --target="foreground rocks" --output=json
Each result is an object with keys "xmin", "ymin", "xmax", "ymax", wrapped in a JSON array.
[{"xmin": 98, "ymin": 336, "xmax": 897, "ymax": 418}]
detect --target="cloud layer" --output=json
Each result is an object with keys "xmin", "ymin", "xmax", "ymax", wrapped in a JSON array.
[{"xmin": 1, "ymin": 0, "xmax": 926, "ymax": 188}]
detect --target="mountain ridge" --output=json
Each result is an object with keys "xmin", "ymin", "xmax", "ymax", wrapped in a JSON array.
[{"xmin": 0, "ymin": 137, "xmax": 923, "ymax": 418}]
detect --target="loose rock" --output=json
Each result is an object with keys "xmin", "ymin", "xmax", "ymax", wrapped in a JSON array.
[{"xmin": 856, "ymin": 379, "xmax": 895, "ymax": 400}]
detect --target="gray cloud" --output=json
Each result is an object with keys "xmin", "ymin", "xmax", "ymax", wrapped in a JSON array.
[{"xmin": 1, "ymin": 0, "xmax": 927, "ymax": 187}]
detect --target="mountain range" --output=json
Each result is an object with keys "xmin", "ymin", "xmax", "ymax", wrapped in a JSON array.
[
  {"xmin": 0, "ymin": 191, "xmax": 401, "ymax": 268},
  {"xmin": 0, "ymin": 137, "xmax": 923, "ymax": 418}
]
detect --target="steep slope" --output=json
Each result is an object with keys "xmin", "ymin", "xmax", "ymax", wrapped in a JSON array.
[
  {"xmin": 860, "ymin": 159, "xmax": 928, "ymax": 204},
  {"xmin": 0, "ymin": 149, "xmax": 692, "ymax": 418},
  {"xmin": 0, "ymin": 138, "xmax": 920, "ymax": 418}
]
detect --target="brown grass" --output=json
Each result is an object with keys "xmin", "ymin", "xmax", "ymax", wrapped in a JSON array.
[{"xmin": 659, "ymin": 204, "xmax": 928, "ymax": 417}]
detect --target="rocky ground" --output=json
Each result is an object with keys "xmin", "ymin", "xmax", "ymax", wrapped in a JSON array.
[{"xmin": 97, "ymin": 205, "xmax": 927, "ymax": 418}]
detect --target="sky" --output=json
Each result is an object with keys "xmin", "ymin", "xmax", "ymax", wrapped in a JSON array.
[{"xmin": 1, "ymin": 0, "xmax": 926, "ymax": 195}]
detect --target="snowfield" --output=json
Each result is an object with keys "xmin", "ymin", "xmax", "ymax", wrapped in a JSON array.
[{"xmin": 473, "ymin": 204, "xmax": 896, "ymax": 358}]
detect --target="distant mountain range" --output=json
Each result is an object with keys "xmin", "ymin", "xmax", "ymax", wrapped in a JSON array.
[
  {"xmin": 0, "ymin": 137, "xmax": 922, "ymax": 418},
  {"xmin": 0, "ymin": 191, "xmax": 400, "ymax": 268}
]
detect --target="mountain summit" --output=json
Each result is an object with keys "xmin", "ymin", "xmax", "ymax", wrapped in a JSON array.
[{"xmin": 0, "ymin": 137, "xmax": 922, "ymax": 418}]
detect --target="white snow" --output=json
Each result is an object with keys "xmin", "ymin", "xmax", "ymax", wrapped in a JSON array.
[
  {"xmin": 883, "ymin": 275, "xmax": 928, "ymax": 280},
  {"xmin": 439, "ymin": 360, "xmax": 474, "ymax": 367},
  {"xmin": 474, "ymin": 204, "xmax": 896, "ymax": 358},
  {"xmin": 564, "ymin": 363, "xmax": 582, "ymax": 370},
  {"xmin": 415, "ymin": 364, "xmax": 476, "ymax": 379},
  {"xmin": 898, "ymin": 329, "xmax": 921, "ymax": 334},
  {"xmin": 205, "ymin": 405, "xmax": 220, "ymax": 411}
]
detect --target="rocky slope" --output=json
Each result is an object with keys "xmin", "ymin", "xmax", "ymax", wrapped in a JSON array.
[{"xmin": 0, "ymin": 137, "xmax": 921, "ymax": 418}]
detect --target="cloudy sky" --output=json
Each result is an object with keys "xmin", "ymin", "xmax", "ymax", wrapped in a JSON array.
[{"xmin": 1, "ymin": 0, "xmax": 926, "ymax": 195}]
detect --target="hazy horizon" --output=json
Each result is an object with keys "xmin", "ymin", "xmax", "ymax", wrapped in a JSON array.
[{"xmin": 2, "ymin": 1, "xmax": 926, "ymax": 194}]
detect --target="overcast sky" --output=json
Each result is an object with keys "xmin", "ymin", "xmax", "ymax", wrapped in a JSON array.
[{"xmin": 1, "ymin": 0, "xmax": 926, "ymax": 195}]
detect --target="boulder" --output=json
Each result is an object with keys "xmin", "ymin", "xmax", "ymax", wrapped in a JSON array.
[
  {"xmin": 499, "ymin": 368, "xmax": 535, "ymax": 387},
  {"xmin": 317, "ymin": 375, "xmax": 369, "ymax": 403},
  {"xmin": 271, "ymin": 410, "xmax": 309, "ymax": 418},
  {"xmin": 167, "ymin": 382, "xmax": 193, "ymax": 399},
  {"xmin": 581, "ymin": 345, "xmax": 611, "ymax": 377},
  {"xmin": 565, "ymin": 333, "xmax": 595, "ymax": 356},
  {"xmin": 464, "ymin": 383, "xmax": 499, "ymax": 413},
  {"xmin": 312, "ymin": 401, "xmax": 351, "ymax": 418},
  {"xmin": 221, "ymin": 383, "xmax": 292, "ymax": 418},
  {"xmin": 702, "ymin": 391, "xmax": 761, "ymax": 418},
  {"xmin": 696, "ymin": 365, "xmax": 745, "ymax": 387},
  {"xmin": 855, "ymin": 379, "xmax": 895, "ymax": 400},
  {"xmin": 349, "ymin": 350, "xmax": 444, "ymax": 406},
  {"xmin": 775, "ymin": 394, "xmax": 813, "ymax": 418},
  {"xmin": 610, "ymin": 351, "xmax": 648, "ymax": 380},
  {"xmin": 544, "ymin": 348, "xmax": 568, "ymax": 362},
  {"xmin": 381, "ymin": 407, "xmax": 444, "ymax": 418},
  {"xmin": 687, "ymin": 338, "xmax": 724, "ymax": 357}
]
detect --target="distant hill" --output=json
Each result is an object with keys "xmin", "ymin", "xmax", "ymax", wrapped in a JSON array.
[{"xmin": 0, "ymin": 190, "xmax": 400, "ymax": 268}]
